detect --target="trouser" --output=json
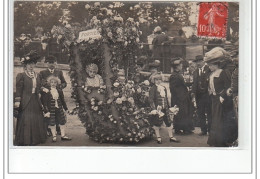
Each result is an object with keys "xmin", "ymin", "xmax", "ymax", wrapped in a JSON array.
[
  {"xmin": 49, "ymin": 125, "xmax": 66, "ymax": 137},
  {"xmin": 196, "ymin": 93, "xmax": 212, "ymax": 133},
  {"xmin": 152, "ymin": 109, "xmax": 174, "ymax": 138}
]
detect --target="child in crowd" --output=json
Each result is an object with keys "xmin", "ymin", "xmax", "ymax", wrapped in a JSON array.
[
  {"xmin": 42, "ymin": 75, "xmax": 71, "ymax": 142},
  {"xmin": 148, "ymin": 74, "xmax": 180, "ymax": 144},
  {"xmin": 85, "ymin": 63, "xmax": 104, "ymax": 88}
]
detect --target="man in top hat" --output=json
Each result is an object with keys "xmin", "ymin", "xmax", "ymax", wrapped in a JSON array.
[
  {"xmin": 191, "ymin": 55, "xmax": 212, "ymax": 136},
  {"xmin": 39, "ymin": 55, "xmax": 67, "ymax": 136}
]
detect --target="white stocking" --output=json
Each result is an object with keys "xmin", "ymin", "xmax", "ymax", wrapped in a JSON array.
[
  {"xmin": 49, "ymin": 126, "xmax": 56, "ymax": 137},
  {"xmin": 167, "ymin": 125, "xmax": 174, "ymax": 138},
  {"xmin": 60, "ymin": 125, "xmax": 66, "ymax": 137},
  {"xmin": 153, "ymin": 126, "xmax": 161, "ymax": 138}
]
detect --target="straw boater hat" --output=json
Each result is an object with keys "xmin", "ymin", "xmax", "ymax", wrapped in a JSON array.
[
  {"xmin": 20, "ymin": 50, "xmax": 40, "ymax": 64},
  {"xmin": 203, "ymin": 47, "xmax": 230, "ymax": 64},
  {"xmin": 47, "ymin": 75, "xmax": 61, "ymax": 85}
]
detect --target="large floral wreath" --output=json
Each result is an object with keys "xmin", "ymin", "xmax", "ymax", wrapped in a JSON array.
[{"xmin": 51, "ymin": 3, "xmax": 154, "ymax": 143}]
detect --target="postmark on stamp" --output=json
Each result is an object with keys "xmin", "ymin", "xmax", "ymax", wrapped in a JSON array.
[{"xmin": 197, "ymin": 2, "xmax": 228, "ymax": 38}]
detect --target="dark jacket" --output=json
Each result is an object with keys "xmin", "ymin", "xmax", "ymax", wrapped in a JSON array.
[
  {"xmin": 231, "ymin": 67, "xmax": 238, "ymax": 96},
  {"xmin": 192, "ymin": 65, "xmax": 211, "ymax": 96},
  {"xmin": 39, "ymin": 69, "xmax": 67, "ymax": 90},
  {"xmin": 15, "ymin": 72, "xmax": 43, "ymax": 110},
  {"xmin": 169, "ymin": 71, "xmax": 189, "ymax": 107},
  {"xmin": 210, "ymin": 70, "xmax": 231, "ymax": 98},
  {"xmin": 42, "ymin": 88, "xmax": 68, "ymax": 113},
  {"xmin": 148, "ymin": 85, "xmax": 169, "ymax": 110}
]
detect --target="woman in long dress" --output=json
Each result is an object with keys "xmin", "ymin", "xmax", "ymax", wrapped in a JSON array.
[
  {"xmin": 169, "ymin": 58, "xmax": 194, "ymax": 134},
  {"xmin": 14, "ymin": 51, "xmax": 46, "ymax": 146},
  {"xmin": 205, "ymin": 52, "xmax": 238, "ymax": 147}
]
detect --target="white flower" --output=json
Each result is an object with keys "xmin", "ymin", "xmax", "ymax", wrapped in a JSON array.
[
  {"xmin": 98, "ymin": 101, "xmax": 103, "ymax": 105},
  {"xmin": 94, "ymin": 2, "xmax": 100, "ymax": 7},
  {"xmin": 20, "ymin": 58, "xmax": 25, "ymax": 62},
  {"xmin": 93, "ymin": 106, "xmax": 99, "ymax": 111},
  {"xmin": 136, "ymin": 22, "xmax": 140, "ymax": 26},
  {"xmin": 124, "ymin": 41, "xmax": 128, "ymax": 46},
  {"xmin": 127, "ymin": 17, "xmax": 134, "ymax": 22},
  {"xmin": 132, "ymin": 27, "xmax": 137, "ymax": 32},
  {"xmin": 58, "ymin": 35, "xmax": 62, "ymax": 40},
  {"xmin": 25, "ymin": 56, "xmax": 30, "ymax": 60},
  {"xmin": 143, "ymin": 80, "xmax": 150, "ymax": 86},
  {"xmin": 113, "ymin": 91, "xmax": 120, "ymax": 97},
  {"xmin": 134, "ymin": 4, "xmax": 140, "ymax": 9},
  {"xmin": 91, "ymin": 98, "xmax": 95, "ymax": 102},
  {"xmin": 130, "ymin": 7, "xmax": 133, "ymax": 10},
  {"xmin": 113, "ymin": 82, "xmax": 120, "ymax": 87},
  {"xmin": 121, "ymin": 96, "xmax": 127, "ymax": 101},
  {"xmin": 139, "ymin": 31, "xmax": 142, "ymax": 35},
  {"xmin": 116, "ymin": 28, "xmax": 123, "ymax": 35},
  {"xmin": 114, "ymin": 15, "xmax": 123, "ymax": 22},
  {"xmin": 115, "ymin": 98, "xmax": 123, "ymax": 104},
  {"xmin": 128, "ymin": 97, "xmax": 135, "ymax": 104},
  {"xmin": 136, "ymin": 88, "xmax": 142, "ymax": 93},
  {"xmin": 108, "ymin": 115, "xmax": 113, "ymax": 118},
  {"xmin": 91, "ymin": 101, "xmax": 95, "ymax": 106},
  {"xmin": 136, "ymin": 37, "xmax": 140, "ymax": 43},
  {"xmin": 107, "ymin": 9, "xmax": 113, "ymax": 16},
  {"xmin": 108, "ymin": 4, "xmax": 114, "ymax": 8},
  {"xmin": 107, "ymin": 99, "xmax": 113, "ymax": 104},
  {"xmin": 107, "ymin": 32, "xmax": 113, "ymax": 38},
  {"xmin": 85, "ymin": 4, "xmax": 90, "ymax": 9}
]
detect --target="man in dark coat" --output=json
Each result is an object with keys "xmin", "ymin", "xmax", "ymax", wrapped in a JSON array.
[
  {"xmin": 169, "ymin": 58, "xmax": 194, "ymax": 135},
  {"xmin": 191, "ymin": 55, "xmax": 212, "ymax": 135},
  {"xmin": 172, "ymin": 30, "xmax": 186, "ymax": 59},
  {"xmin": 39, "ymin": 55, "xmax": 67, "ymax": 135}
]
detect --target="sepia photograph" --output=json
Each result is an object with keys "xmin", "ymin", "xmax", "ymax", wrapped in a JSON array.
[{"xmin": 12, "ymin": 1, "xmax": 239, "ymax": 148}]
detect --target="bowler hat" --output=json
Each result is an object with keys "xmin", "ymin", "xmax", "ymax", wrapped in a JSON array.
[
  {"xmin": 45, "ymin": 55, "xmax": 57, "ymax": 63},
  {"xmin": 171, "ymin": 57, "xmax": 183, "ymax": 66},
  {"xmin": 193, "ymin": 55, "xmax": 204, "ymax": 62}
]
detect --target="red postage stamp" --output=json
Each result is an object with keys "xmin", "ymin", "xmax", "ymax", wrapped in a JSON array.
[{"xmin": 197, "ymin": 2, "xmax": 228, "ymax": 38}]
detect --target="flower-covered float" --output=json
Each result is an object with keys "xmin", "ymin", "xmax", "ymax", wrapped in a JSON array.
[{"xmin": 51, "ymin": 2, "xmax": 155, "ymax": 143}]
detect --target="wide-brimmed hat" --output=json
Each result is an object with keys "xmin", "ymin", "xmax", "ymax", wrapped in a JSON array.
[
  {"xmin": 20, "ymin": 50, "xmax": 40, "ymax": 64},
  {"xmin": 204, "ymin": 47, "xmax": 230, "ymax": 64},
  {"xmin": 154, "ymin": 26, "xmax": 162, "ymax": 33},
  {"xmin": 45, "ymin": 55, "xmax": 57, "ymax": 63}
]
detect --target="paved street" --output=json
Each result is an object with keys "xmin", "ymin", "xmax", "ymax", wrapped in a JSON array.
[{"xmin": 14, "ymin": 65, "xmax": 209, "ymax": 147}]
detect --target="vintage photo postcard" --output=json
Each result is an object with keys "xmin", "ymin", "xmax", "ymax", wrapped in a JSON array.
[{"xmin": 12, "ymin": 1, "xmax": 239, "ymax": 148}]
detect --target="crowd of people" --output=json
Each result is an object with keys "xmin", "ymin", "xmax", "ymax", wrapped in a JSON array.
[
  {"xmin": 135, "ymin": 45, "xmax": 238, "ymax": 146},
  {"xmin": 14, "ymin": 39, "xmax": 238, "ymax": 147}
]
